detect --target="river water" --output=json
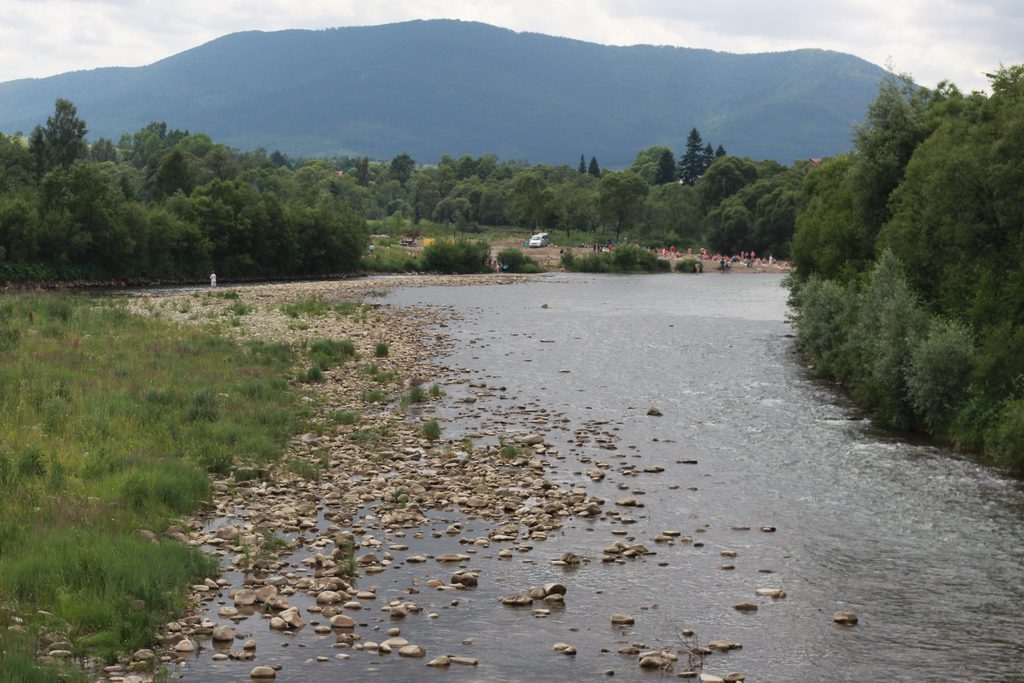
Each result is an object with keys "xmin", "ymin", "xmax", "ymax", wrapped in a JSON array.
[{"xmin": 181, "ymin": 272, "xmax": 1024, "ymax": 682}]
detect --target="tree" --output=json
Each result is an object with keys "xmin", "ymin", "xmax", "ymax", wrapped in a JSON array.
[
  {"xmin": 598, "ymin": 172, "xmax": 649, "ymax": 241},
  {"xmin": 353, "ymin": 156, "xmax": 370, "ymax": 186},
  {"xmin": 678, "ymin": 128, "xmax": 705, "ymax": 185},
  {"xmin": 696, "ymin": 156, "xmax": 758, "ymax": 210},
  {"xmin": 655, "ymin": 149, "xmax": 677, "ymax": 185},
  {"xmin": 90, "ymin": 138, "xmax": 117, "ymax": 163},
  {"xmin": 588, "ymin": 156, "xmax": 600, "ymax": 177},
  {"xmin": 551, "ymin": 179, "xmax": 598, "ymax": 238},
  {"xmin": 715, "ymin": 144, "xmax": 727, "ymax": 158},
  {"xmin": 44, "ymin": 98, "xmax": 88, "ymax": 170},
  {"xmin": 702, "ymin": 143, "xmax": 715, "ymax": 173},
  {"xmin": 578, "ymin": 154, "xmax": 586, "ymax": 174},
  {"xmin": 850, "ymin": 71, "xmax": 930, "ymax": 231},
  {"xmin": 512, "ymin": 171, "xmax": 549, "ymax": 228},
  {"xmin": 388, "ymin": 153, "xmax": 415, "ymax": 186}
]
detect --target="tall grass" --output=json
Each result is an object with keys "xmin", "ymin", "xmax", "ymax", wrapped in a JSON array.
[{"xmin": 0, "ymin": 293, "xmax": 300, "ymax": 672}]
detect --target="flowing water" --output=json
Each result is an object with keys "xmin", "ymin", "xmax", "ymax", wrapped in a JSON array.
[{"xmin": 180, "ymin": 273, "xmax": 1024, "ymax": 682}]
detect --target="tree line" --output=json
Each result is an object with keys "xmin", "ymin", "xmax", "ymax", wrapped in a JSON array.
[
  {"xmin": 0, "ymin": 101, "xmax": 806, "ymax": 282},
  {"xmin": 787, "ymin": 66, "xmax": 1024, "ymax": 471}
]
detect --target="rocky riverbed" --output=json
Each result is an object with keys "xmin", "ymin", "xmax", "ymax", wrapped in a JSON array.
[{"xmin": 102, "ymin": 274, "xmax": 789, "ymax": 682}]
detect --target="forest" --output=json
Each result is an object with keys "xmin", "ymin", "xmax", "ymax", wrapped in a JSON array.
[
  {"xmin": 788, "ymin": 66, "xmax": 1024, "ymax": 471},
  {"xmin": 0, "ymin": 101, "xmax": 803, "ymax": 282}
]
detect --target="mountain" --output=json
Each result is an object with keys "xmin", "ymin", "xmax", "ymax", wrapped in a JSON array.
[{"xmin": 0, "ymin": 20, "xmax": 887, "ymax": 166}]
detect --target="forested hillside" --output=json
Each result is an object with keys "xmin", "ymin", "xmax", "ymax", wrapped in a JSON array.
[
  {"xmin": 788, "ymin": 66, "xmax": 1024, "ymax": 471},
  {"xmin": 0, "ymin": 19, "xmax": 886, "ymax": 165}
]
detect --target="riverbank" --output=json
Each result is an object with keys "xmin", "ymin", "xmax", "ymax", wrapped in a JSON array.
[{"xmin": 98, "ymin": 274, "xmax": 768, "ymax": 681}]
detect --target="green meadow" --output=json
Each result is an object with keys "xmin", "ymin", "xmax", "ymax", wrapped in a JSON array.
[{"xmin": 0, "ymin": 293, "xmax": 302, "ymax": 676}]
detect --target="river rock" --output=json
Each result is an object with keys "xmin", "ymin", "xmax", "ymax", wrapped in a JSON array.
[
  {"xmin": 316, "ymin": 590, "xmax": 342, "ymax": 604},
  {"xmin": 523, "ymin": 434, "xmax": 545, "ymax": 445},
  {"xmin": 833, "ymin": 611, "xmax": 858, "ymax": 625},
  {"xmin": 427, "ymin": 655, "xmax": 451, "ymax": 667},
  {"xmin": 399, "ymin": 644, "xmax": 426, "ymax": 657},
  {"xmin": 173, "ymin": 639, "xmax": 195, "ymax": 653},
  {"xmin": 212, "ymin": 625, "xmax": 235, "ymax": 642},
  {"xmin": 233, "ymin": 589, "xmax": 257, "ymax": 606},
  {"xmin": 755, "ymin": 588, "xmax": 786, "ymax": 599},
  {"xmin": 611, "ymin": 613, "xmax": 635, "ymax": 625},
  {"xmin": 733, "ymin": 603, "xmax": 758, "ymax": 612},
  {"xmin": 639, "ymin": 654, "xmax": 669, "ymax": 669},
  {"xmin": 543, "ymin": 582, "xmax": 567, "ymax": 596},
  {"xmin": 255, "ymin": 585, "xmax": 278, "ymax": 603},
  {"xmin": 249, "ymin": 665, "xmax": 276, "ymax": 679},
  {"xmin": 330, "ymin": 614, "xmax": 356, "ymax": 628},
  {"xmin": 723, "ymin": 674, "xmax": 747, "ymax": 682},
  {"xmin": 502, "ymin": 594, "xmax": 533, "ymax": 606},
  {"xmin": 699, "ymin": 675, "xmax": 725, "ymax": 683},
  {"xmin": 708, "ymin": 641, "xmax": 742, "ymax": 651},
  {"xmin": 646, "ymin": 407, "xmax": 663, "ymax": 416}
]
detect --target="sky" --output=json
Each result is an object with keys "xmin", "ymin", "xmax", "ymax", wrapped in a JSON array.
[{"xmin": 0, "ymin": 1, "xmax": 1021, "ymax": 93}]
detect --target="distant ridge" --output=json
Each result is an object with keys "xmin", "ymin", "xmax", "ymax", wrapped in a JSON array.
[{"xmin": 0, "ymin": 19, "xmax": 887, "ymax": 165}]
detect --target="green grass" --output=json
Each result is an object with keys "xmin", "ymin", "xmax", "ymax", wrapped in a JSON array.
[
  {"xmin": 329, "ymin": 410, "xmax": 361, "ymax": 425},
  {"xmin": 309, "ymin": 338, "xmax": 357, "ymax": 370},
  {"xmin": 0, "ymin": 293, "xmax": 300, "ymax": 670},
  {"xmin": 374, "ymin": 341, "xmax": 389, "ymax": 357},
  {"xmin": 422, "ymin": 419, "xmax": 442, "ymax": 440},
  {"xmin": 282, "ymin": 296, "xmax": 366, "ymax": 319}
]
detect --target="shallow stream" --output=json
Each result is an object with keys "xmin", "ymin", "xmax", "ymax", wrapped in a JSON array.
[{"xmin": 180, "ymin": 273, "xmax": 1024, "ymax": 682}]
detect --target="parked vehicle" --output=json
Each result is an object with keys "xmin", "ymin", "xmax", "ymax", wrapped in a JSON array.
[{"xmin": 528, "ymin": 233, "xmax": 550, "ymax": 248}]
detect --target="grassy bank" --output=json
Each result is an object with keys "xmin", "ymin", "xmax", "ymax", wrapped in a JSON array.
[{"xmin": 0, "ymin": 293, "xmax": 302, "ymax": 676}]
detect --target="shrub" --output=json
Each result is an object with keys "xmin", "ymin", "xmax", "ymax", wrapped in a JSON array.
[
  {"xmin": 419, "ymin": 239, "xmax": 491, "ymax": 274},
  {"xmin": 907, "ymin": 318, "xmax": 975, "ymax": 434},
  {"xmin": 430, "ymin": 383, "xmax": 444, "ymax": 398},
  {"xmin": 986, "ymin": 399, "xmax": 1024, "ymax": 473},
  {"xmin": 362, "ymin": 247, "xmax": 419, "ymax": 273},
  {"xmin": 496, "ymin": 248, "xmax": 544, "ymax": 273},
  {"xmin": 303, "ymin": 365, "xmax": 324, "ymax": 383},
  {"xmin": 374, "ymin": 341, "xmax": 389, "ymax": 357},
  {"xmin": 330, "ymin": 410, "xmax": 361, "ymax": 425},
  {"xmin": 309, "ymin": 338, "xmax": 356, "ymax": 369},
  {"xmin": 421, "ymin": 419, "xmax": 442, "ymax": 440},
  {"xmin": 562, "ymin": 244, "xmax": 668, "ymax": 273}
]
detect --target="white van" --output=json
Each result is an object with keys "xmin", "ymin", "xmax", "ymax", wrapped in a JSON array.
[{"xmin": 528, "ymin": 233, "xmax": 550, "ymax": 248}]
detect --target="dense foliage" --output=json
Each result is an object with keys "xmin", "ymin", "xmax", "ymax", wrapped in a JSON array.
[
  {"xmin": 1, "ymin": 102, "xmax": 806, "ymax": 283},
  {"xmin": 789, "ymin": 67, "xmax": 1024, "ymax": 471}
]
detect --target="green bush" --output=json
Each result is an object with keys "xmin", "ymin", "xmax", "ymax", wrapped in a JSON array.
[
  {"xmin": 362, "ymin": 247, "xmax": 419, "ymax": 273},
  {"xmin": 309, "ymin": 338, "xmax": 357, "ymax": 369},
  {"xmin": 374, "ymin": 341, "xmax": 389, "ymax": 357},
  {"xmin": 496, "ymin": 248, "xmax": 545, "ymax": 273},
  {"xmin": 422, "ymin": 419, "xmax": 442, "ymax": 440},
  {"xmin": 419, "ymin": 240, "xmax": 491, "ymax": 274},
  {"xmin": 562, "ymin": 244, "xmax": 669, "ymax": 273},
  {"xmin": 987, "ymin": 399, "xmax": 1024, "ymax": 473},
  {"xmin": 907, "ymin": 318, "xmax": 975, "ymax": 434},
  {"xmin": 330, "ymin": 410, "xmax": 361, "ymax": 425}
]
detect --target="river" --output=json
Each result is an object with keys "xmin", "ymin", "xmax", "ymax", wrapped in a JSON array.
[{"xmin": 182, "ymin": 272, "xmax": 1024, "ymax": 682}]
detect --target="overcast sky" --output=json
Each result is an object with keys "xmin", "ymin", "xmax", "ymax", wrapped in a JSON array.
[{"xmin": 1, "ymin": 0, "xmax": 1020, "ymax": 92}]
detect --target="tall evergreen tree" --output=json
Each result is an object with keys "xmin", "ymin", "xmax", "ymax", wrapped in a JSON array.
[
  {"xmin": 654, "ymin": 149, "xmax": 677, "ymax": 185},
  {"xmin": 588, "ymin": 156, "xmax": 601, "ymax": 177},
  {"xmin": 715, "ymin": 144, "xmax": 727, "ymax": 158},
  {"xmin": 578, "ymin": 154, "xmax": 587, "ymax": 174},
  {"xmin": 702, "ymin": 143, "xmax": 715, "ymax": 172},
  {"xmin": 678, "ymin": 128, "xmax": 705, "ymax": 185}
]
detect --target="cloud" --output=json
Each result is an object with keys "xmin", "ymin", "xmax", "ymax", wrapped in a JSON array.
[{"xmin": 0, "ymin": 0, "xmax": 1021, "ymax": 92}]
